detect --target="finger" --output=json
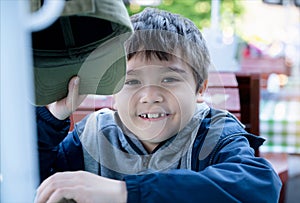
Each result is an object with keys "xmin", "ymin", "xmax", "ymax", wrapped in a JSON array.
[
  {"xmin": 35, "ymin": 175, "xmax": 60, "ymax": 203},
  {"xmin": 68, "ymin": 76, "xmax": 80, "ymax": 97},
  {"xmin": 67, "ymin": 76, "xmax": 80, "ymax": 111},
  {"xmin": 67, "ymin": 76, "xmax": 87, "ymax": 111},
  {"xmin": 35, "ymin": 172, "xmax": 76, "ymax": 203},
  {"xmin": 72, "ymin": 77, "xmax": 87, "ymax": 103},
  {"xmin": 46, "ymin": 187, "xmax": 77, "ymax": 203}
]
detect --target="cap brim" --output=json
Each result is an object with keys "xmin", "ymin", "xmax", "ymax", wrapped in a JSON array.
[
  {"xmin": 34, "ymin": 38, "xmax": 126, "ymax": 106},
  {"xmin": 32, "ymin": 0, "xmax": 133, "ymax": 106}
]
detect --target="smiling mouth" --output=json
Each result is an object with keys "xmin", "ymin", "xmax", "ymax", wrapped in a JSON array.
[{"xmin": 139, "ymin": 113, "xmax": 170, "ymax": 119}]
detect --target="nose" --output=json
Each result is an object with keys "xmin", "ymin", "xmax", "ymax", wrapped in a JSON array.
[{"xmin": 139, "ymin": 86, "xmax": 164, "ymax": 104}]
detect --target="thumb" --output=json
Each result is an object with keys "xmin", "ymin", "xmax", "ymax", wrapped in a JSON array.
[
  {"xmin": 47, "ymin": 77, "xmax": 86, "ymax": 120},
  {"xmin": 66, "ymin": 76, "xmax": 87, "ymax": 112}
]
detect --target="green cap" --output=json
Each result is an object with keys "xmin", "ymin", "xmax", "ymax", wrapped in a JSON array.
[{"xmin": 31, "ymin": 0, "xmax": 133, "ymax": 105}]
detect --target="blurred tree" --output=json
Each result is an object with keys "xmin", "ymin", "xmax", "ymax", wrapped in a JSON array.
[{"xmin": 126, "ymin": 0, "xmax": 245, "ymax": 30}]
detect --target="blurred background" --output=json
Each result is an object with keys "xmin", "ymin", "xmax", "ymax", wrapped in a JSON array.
[
  {"xmin": 1, "ymin": 0, "xmax": 299, "ymax": 202},
  {"xmin": 125, "ymin": 0, "xmax": 300, "ymax": 77}
]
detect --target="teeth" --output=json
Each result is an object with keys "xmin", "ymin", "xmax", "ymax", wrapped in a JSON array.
[{"xmin": 140, "ymin": 113, "xmax": 166, "ymax": 119}]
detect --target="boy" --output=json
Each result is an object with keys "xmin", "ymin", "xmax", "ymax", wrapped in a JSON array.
[{"xmin": 35, "ymin": 8, "xmax": 281, "ymax": 203}]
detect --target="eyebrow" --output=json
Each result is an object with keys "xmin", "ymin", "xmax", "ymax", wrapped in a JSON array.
[
  {"xmin": 126, "ymin": 66, "xmax": 187, "ymax": 75},
  {"xmin": 166, "ymin": 66, "xmax": 187, "ymax": 74}
]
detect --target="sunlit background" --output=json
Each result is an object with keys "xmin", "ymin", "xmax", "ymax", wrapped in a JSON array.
[{"xmin": 125, "ymin": 0, "xmax": 300, "ymax": 77}]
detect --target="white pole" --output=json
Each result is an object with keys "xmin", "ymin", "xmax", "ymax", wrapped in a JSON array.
[
  {"xmin": 1, "ymin": 0, "xmax": 64, "ymax": 202},
  {"xmin": 211, "ymin": 0, "xmax": 220, "ymax": 31},
  {"xmin": 1, "ymin": 0, "xmax": 38, "ymax": 201}
]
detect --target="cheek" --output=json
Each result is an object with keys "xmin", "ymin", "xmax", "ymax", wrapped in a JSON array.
[
  {"xmin": 114, "ymin": 91, "xmax": 137, "ymax": 116},
  {"xmin": 173, "ymin": 84, "xmax": 197, "ymax": 105},
  {"xmin": 174, "ymin": 90, "xmax": 197, "ymax": 124},
  {"xmin": 114, "ymin": 95, "xmax": 133, "ymax": 128}
]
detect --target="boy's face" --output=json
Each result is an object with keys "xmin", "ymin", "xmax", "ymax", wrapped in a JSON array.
[{"xmin": 114, "ymin": 55, "xmax": 201, "ymax": 152}]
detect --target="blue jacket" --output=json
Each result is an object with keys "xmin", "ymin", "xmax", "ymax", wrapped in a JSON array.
[{"xmin": 36, "ymin": 105, "xmax": 281, "ymax": 203}]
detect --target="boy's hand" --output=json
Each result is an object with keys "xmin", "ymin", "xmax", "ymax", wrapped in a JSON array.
[
  {"xmin": 34, "ymin": 171, "xmax": 127, "ymax": 203},
  {"xmin": 47, "ymin": 76, "xmax": 87, "ymax": 120}
]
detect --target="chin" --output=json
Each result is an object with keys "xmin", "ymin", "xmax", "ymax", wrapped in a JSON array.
[{"xmin": 138, "ymin": 129, "xmax": 177, "ymax": 142}]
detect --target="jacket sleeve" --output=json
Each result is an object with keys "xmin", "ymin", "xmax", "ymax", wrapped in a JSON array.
[
  {"xmin": 36, "ymin": 106, "xmax": 84, "ymax": 182},
  {"xmin": 124, "ymin": 135, "xmax": 282, "ymax": 203}
]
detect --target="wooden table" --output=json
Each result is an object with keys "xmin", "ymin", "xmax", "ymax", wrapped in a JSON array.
[
  {"xmin": 70, "ymin": 95, "xmax": 113, "ymax": 130},
  {"xmin": 239, "ymin": 56, "xmax": 291, "ymax": 88},
  {"xmin": 261, "ymin": 152, "xmax": 289, "ymax": 203},
  {"xmin": 204, "ymin": 72, "xmax": 241, "ymax": 119}
]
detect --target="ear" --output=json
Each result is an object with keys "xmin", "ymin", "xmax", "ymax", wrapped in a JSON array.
[{"xmin": 196, "ymin": 79, "xmax": 208, "ymax": 103}]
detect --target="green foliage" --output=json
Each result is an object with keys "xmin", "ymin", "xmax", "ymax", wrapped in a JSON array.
[{"xmin": 126, "ymin": 0, "xmax": 245, "ymax": 30}]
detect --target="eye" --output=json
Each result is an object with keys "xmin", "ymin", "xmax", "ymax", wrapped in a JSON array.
[
  {"xmin": 162, "ymin": 77, "xmax": 180, "ymax": 83},
  {"xmin": 125, "ymin": 79, "xmax": 141, "ymax": 85}
]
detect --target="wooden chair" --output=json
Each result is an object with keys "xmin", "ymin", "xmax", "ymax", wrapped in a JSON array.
[
  {"xmin": 235, "ymin": 72, "xmax": 260, "ymax": 154},
  {"xmin": 207, "ymin": 72, "xmax": 287, "ymax": 203},
  {"xmin": 235, "ymin": 72, "xmax": 288, "ymax": 203}
]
